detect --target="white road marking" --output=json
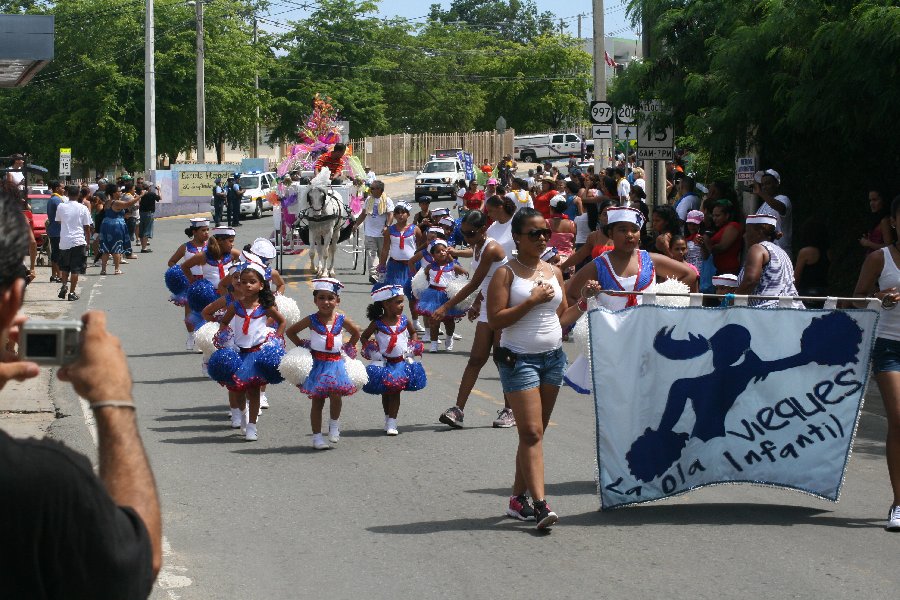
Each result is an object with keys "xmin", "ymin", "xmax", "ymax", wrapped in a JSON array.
[{"xmin": 82, "ymin": 278, "xmax": 192, "ymax": 598}]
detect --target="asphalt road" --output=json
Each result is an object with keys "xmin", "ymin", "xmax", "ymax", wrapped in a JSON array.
[{"xmin": 52, "ymin": 207, "xmax": 899, "ymax": 600}]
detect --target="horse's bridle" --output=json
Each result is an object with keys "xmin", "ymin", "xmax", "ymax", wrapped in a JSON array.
[{"xmin": 305, "ymin": 186, "xmax": 345, "ymax": 223}]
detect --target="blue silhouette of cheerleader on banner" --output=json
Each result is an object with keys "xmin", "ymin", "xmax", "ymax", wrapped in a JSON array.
[{"xmin": 625, "ymin": 312, "xmax": 864, "ymax": 483}]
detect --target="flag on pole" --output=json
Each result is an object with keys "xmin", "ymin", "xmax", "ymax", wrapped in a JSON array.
[{"xmin": 604, "ymin": 51, "xmax": 617, "ymax": 68}]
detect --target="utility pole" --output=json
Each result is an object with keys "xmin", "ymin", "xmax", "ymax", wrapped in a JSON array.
[
  {"xmin": 592, "ymin": 0, "xmax": 607, "ymax": 168},
  {"xmin": 559, "ymin": 18, "xmax": 564, "ymax": 36},
  {"xmin": 194, "ymin": 0, "xmax": 206, "ymax": 163},
  {"xmin": 252, "ymin": 16, "xmax": 259, "ymax": 159},
  {"xmin": 577, "ymin": 13, "xmax": 584, "ymax": 40},
  {"xmin": 144, "ymin": 0, "xmax": 156, "ymax": 177},
  {"xmin": 640, "ymin": 3, "xmax": 664, "ymax": 208}
]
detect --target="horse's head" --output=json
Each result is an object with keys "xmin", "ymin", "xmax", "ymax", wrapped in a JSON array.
[{"xmin": 306, "ymin": 186, "xmax": 327, "ymax": 214}]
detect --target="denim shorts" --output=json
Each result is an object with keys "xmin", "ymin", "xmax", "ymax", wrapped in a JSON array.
[
  {"xmin": 872, "ymin": 337, "xmax": 900, "ymax": 373},
  {"xmin": 496, "ymin": 346, "xmax": 567, "ymax": 393}
]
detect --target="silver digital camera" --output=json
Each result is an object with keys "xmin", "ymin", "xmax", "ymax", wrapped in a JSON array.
[{"xmin": 17, "ymin": 319, "xmax": 82, "ymax": 366}]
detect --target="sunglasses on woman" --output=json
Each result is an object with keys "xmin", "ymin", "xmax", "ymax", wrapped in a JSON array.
[{"xmin": 525, "ymin": 228, "xmax": 552, "ymax": 240}]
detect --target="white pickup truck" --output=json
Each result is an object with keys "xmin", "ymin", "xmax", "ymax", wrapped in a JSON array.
[
  {"xmin": 514, "ymin": 132, "xmax": 590, "ymax": 163},
  {"xmin": 414, "ymin": 158, "xmax": 467, "ymax": 201}
]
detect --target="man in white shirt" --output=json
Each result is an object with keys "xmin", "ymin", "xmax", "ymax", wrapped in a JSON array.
[
  {"xmin": 673, "ymin": 175, "xmax": 701, "ymax": 223},
  {"xmin": 5, "ymin": 153, "xmax": 25, "ymax": 191},
  {"xmin": 754, "ymin": 168, "xmax": 792, "ymax": 255},
  {"xmin": 55, "ymin": 185, "xmax": 93, "ymax": 301},
  {"xmin": 505, "ymin": 178, "xmax": 533, "ymax": 213},
  {"xmin": 353, "ymin": 180, "xmax": 394, "ymax": 282},
  {"xmin": 614, "ymin": 167, "xmax": 631, "ymax": 203}
]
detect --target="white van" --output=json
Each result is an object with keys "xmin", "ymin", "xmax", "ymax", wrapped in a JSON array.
[{"xmin": 514, "ymin": 132, "xmax": 585, "ymax": 163}]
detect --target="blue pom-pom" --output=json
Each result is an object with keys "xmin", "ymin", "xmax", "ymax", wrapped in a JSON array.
[
  {"xmin": 187, "ymin": 279, "xmax": 219, "ymax": 313},
  {"xmin": 165, "ymin": 265, "xmax": 190, "ymax": 295},
  {"xmin": 185, "ymin": 310, "xmax": 205, "ymax": 331},
  {"xmin": 405, "ymin": 361, "xmax": 427, "ymax": 391},
  {"xmin": 362, "ymin": 364, "xmax": 386, "ymax": 395},
  {"xmin": 255, "ymin": 342, "xmax": 286, "ymax": 384},
  {"xmin": 207, "ymin": 347, "xmax": 241, "ymax": 385}
]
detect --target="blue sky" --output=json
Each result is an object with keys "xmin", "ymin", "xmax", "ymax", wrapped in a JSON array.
[{"xmin": 261, "ymin": 0, "xmax": 637, "ymax": 39}]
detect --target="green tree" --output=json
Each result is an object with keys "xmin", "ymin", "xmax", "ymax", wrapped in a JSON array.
[{"xmin": 427, "ymin": 0, "xmax": 555, "ymax": 42}]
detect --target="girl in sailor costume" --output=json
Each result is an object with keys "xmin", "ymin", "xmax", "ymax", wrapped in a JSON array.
[
  {"xmin": 406, "ymin": 226, "xmax": 447, "ymax": 337},
  {"xmin": 412, "ymin": 238, "xmax": 468, "ymax": 352},
  {"xmin": 207, "ymin": 260, "xmax": 286, "ymax": 441},
  {"xmin": 563, "ymin": 207, "xmax": 697, "ymax": 393},
  {"xmin": 164, "ymin": 217, "xmax": 210, "ymax": 351},
  {"xmin": 285, "ymin": 278, "xmax": 363, "ymax": 450},
  {"xmin": 374, "ymin": 201, "xmax": 423, "ymax": 304},
  {"xmin": 176, "ymin": 227, "xmax": 241, "ymax": 342},
  {"xmin": 361, "ymin": 285, "xmax": 426, "ymax": 436},
  {"xmin": 432, "ymin": 209, "xmax": 510, "ymax": 429}
]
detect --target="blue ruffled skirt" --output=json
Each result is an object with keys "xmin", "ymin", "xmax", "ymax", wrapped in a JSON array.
[
  {"xmin": 208, "ymin": 340, "xmax": 285, "ymax": 391},
  {"xmin": 415, "ymin": 287, "xmax": 465, "ymax": 319},
  {"xmin": 372, "ymin": 258, "xmax": 413, "ymax": 298},
  {"xmin": 300, "ymin": 354, "xmax": 359, "ymax": 399},
  {"xmin": 362, "ymin": 359, "xmax": 426, "ymax": 394}
]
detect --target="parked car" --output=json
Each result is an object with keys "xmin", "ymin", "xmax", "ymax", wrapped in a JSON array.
[
  {"xmin": 26, "ymin": 193, "xmax": 51, "ymax": 239},
  {"xmin": 210, "ymin": 170, "xmax": 278, "ymax": 220},
  {"xmin": 414, "ymin": 158, "xmax": 467, "ymax": 201},
  {"xmin": 514, "ymin": 132, "xmax": 585, "ymax": 163}
]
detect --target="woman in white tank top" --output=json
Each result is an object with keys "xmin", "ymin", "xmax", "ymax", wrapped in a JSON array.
[
  {"xmin": 853, "ymin": 232, "xmax": 900, "ymax": 531},
  {"xmin": 431, "ymin": 210, "xmax": 509, "ymax": 430},
  {"xmin": 486, "ymin": 208, "xmax": 596, "ymax": 530}
]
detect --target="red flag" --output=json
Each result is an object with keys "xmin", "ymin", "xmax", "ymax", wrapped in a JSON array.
[{"xmin": 605, "ymin": 51, "xmax": 618, "ymax": 68}]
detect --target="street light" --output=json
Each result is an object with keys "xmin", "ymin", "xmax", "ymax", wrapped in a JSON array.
[{"xmin": 187, "ymin": 0, "xmax": 206, "ymax": 163}]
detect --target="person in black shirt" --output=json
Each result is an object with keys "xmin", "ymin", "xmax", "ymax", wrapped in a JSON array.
[
  {"xmin": 139, "ymin": 183, "xmax": 161, "ymax": 253},
  {"xmin": 0, "ymin": 183, "xmax": 161, "ymax": 598}
]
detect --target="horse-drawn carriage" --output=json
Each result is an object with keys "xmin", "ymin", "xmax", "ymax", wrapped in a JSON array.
[{"xmin": 275, "ymin": 168, "xmax": 361, "ymax": 277}]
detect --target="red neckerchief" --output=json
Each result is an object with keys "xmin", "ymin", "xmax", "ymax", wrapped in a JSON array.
[
  {"xmin": 390, "ymin": 225, "xmax": 414, "ymax": 250},
  {"xmin": 431, "ymin": 262, "xmax": 454, "ymax": 284},
  {"xmin": 235, "ymin": 302, "xmax": 266, "ymax": 335},
  {"xmin": 599, "ymin": 251, "xmax": 655, "ymax": 308},
  {"xmin": 310, "ymin": 313, "xmax": 344, "ymax": 351},
  {"xmin": 375, "ymin": 315, "xmax": 407, "ymax": 353}
]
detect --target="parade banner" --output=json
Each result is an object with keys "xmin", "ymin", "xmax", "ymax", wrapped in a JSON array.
[{"xmin": 590, "ymin": 305, "xmax": 878, "ymax": 510}]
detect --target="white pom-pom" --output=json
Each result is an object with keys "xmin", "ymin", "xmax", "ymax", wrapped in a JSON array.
[
  {"xmin": 445, "ymin": 276, "xmax": 477, "ymax": 311},
  {"xmin": 654, "ymin": 277, "xmax": 691, "ymax": 307},
  {"xmin": 279, "ymin": 346, "xmax": 314, "ymax": 386},
  {"xmin": 572, "ymin": 314, "xmax": 591, "ymax": 358},
  {"xmin": 343, "ymin": 356, "xmax": 369, "ymax": 389},
  {"xmin": 275, "ymin": 294, "xmax": 303, "ymax": 328},
  {"xmin": 410, "ymin": 269, "xmax": 429, "ymax": 299},
  {"xmin": 194, "ymin": 322, "xmax": 220, "ymax": 359}
]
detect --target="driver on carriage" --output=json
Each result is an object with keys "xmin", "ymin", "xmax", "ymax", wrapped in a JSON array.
[{"xmin": 314, "ymin": 143, "xmax": 346, "ymax": 184}]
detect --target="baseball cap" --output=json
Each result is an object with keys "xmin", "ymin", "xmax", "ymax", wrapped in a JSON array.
[
  {"xmin": 754, "ymin": 169, "xmax": 781, "ymax": 184},
  {"xmin": 686, "ymin": 210, "xmax": 704, "ymax": 224}
]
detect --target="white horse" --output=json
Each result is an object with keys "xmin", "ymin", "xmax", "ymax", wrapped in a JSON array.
[{"xmin": 303, "ymin": 168, "xmax": 348, "ymax": 277}]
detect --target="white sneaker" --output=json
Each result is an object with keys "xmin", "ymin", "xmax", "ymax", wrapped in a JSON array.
[
  {"xmin": 260, "ymin": 394, "xmax": 269, "ymax": 409},
  {"xmin": 430, "ymin": 341, "xmax": 440, "ymax": 353},
  {"xmin": 414, "ymin": 320, "xmax": 426, "ymax": 333},
  {"xmin": 230, "ymin": 408, "xmax": 242, "ymax": 429},
  {"xmin": 328, "ymin": 419, "xmax": 340, "ymax": 443},
  {"xmin": 312, "ymin": 433, "xmax": 331, "ymax": 450},
  {"xmin": 245, "ymin": 423, "xmax": 258, "ymax": 441},
  {"xmin": 444, "ymin": 338, "xmax": 454, "ymax": 352},
  {"xmin": 186, "ymin": 332, "xmax": 195, "ymax": 351},
  {"xmin": 452, "ymin": 333, "xmax": 462, "ymax": 340},
  {"xmin": 887, "ymin": 505, "xmax": 900, "ymax": 531},
  {"xmin": 385, "ymin": 418, "xmax": 399, "ymax": 436}
]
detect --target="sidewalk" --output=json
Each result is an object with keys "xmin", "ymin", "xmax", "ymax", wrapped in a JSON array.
[{"xmin": 0, "ymin": 272, "xmax": 74, "ymax": 440}]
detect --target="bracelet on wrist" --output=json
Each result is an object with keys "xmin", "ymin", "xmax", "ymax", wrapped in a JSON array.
[{"xmin": 90, "ymin": 401, "xmax": 136, "ymax": 411}]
